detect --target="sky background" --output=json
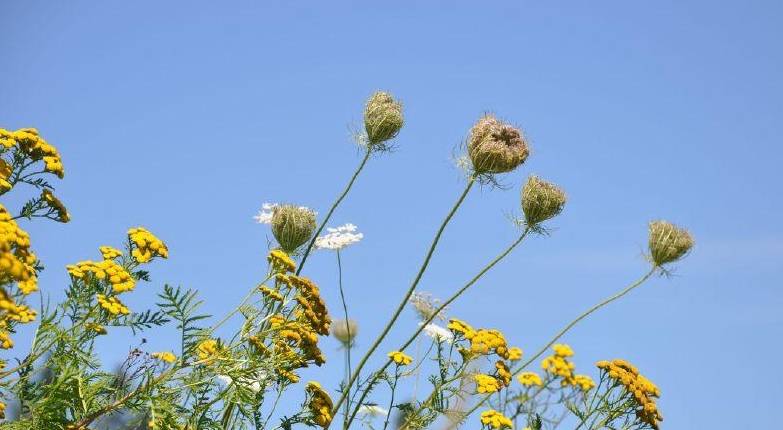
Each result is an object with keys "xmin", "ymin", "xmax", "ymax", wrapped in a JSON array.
[{"xmin": 1, "ymin": 1, "xmax": 781, "ymax": 428}]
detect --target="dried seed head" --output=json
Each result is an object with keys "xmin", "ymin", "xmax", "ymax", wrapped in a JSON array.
[
  {"xmin": 331, "ymin": 318, "xmax": 359, "ymax": 345},
  {"xmin": 521, "ymin": 176, "xmax": 566, "ymax": 226},
  {"xmin": 467, "ymin": 114, "xmax": 529, "ymax": 174},
  {"xmin": 271, "ymin": 205, "xmax": 316, "ymax": 253},
  {"xmin": 364, "ymin": 91, "xmax": 403, "ymax": 146},
  {"xmin": 648, "ymin": 220, "xmax": 694, "ymax": 266}
]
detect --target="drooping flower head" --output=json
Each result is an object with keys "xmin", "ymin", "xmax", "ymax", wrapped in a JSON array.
[
  {"xmin": 271, "ymin": 205, "xmax": 317, "ymax": 253},
  {"xmin": 648, "ymin": 220, "xmax": 693, "ymax": 266},
  {"xmin": 467, "ymin": 114, "xmax": 529, "ymax": 174},
  {"xmin": 521, "ymin": 175, "xmax": 566, "ymax": 226},
  {"xmin": 364, "ymin": 91, "xmax": 404, "ymax": 147}
]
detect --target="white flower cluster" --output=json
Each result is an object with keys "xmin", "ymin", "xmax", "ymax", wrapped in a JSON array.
[
  {"xmin": 419, "ymin": 322, "xmax": 454, "ymax": 343},
  {"xmin": 314, "ymin": 223, "xmax": 364, "ymax": 250}
]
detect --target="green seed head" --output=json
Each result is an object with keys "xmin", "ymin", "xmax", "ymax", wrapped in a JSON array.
[
  {"xmin": 364, "ymin": 91, "xmax": 404, "ymax": 146},
  {"xmin": 271, "ymin": 205, "xmax": 317, "ymax": 253},
  {"xmin": 467, "ymin": 114, "xmax": 529, "ymax": 174},
  {"xmin": 521, "ymin": 175, "xmax": 566, "ymax": 226},
  {"xmin": 648, "ymin": 220, "xmax": 694, "ymax": 266}
]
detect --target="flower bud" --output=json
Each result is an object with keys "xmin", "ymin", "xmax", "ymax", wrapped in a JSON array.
[
  {"xmin": 364, "ymin": 91, "xmax": 403, "ymax": 146},
  {"xmin": 331, "ymin": 318, "xmax": 359, "ymax": 345},
  {"xmin": 648, "ymin": 220, "xmax": 693, "ymax": 266},
  {"xmin": 467, "ymin": 114, "xmax": 529, "ymax": 174},
  {"xmin": 271, "ymin": 205, "xmax": 316, "ymax": 253},
  {"xmin": 521, "ymin": 176, "xmax": 566, "ymax": 225}
]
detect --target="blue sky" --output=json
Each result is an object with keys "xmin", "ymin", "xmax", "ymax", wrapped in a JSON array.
[{"xmin": 1, "ymin": 1, "xmax": 781, "ymax": 428}]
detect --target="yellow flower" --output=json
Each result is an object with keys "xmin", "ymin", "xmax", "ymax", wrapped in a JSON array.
[
  {"xmin": 41, "ymin": 189, "xmax": 70, "ymax": 223},
  {"xmin": 597, "ymin": 358, "xmax": 662, "ymax": 428},
  {"xmin": 68, "ymin": 259, "xmax": 135, "ymax": 293},
  {"xmin": 268, "ymin": 249, "xmax": 296, "ymax": 273},
  {"xmin": 128, "ymin": 227, "xmax": 168, "ymax": 263},
  {"xmin": 196, "ymin": 339, "xmax": 219, "ymax": 361},
  {"xmin": 553, "ymin": 343, "xmax": 574, "ymax": 357},
  {"xmin": 388, "ymin": 350, "xmax": 413, "ymax": 366},
  {"xmin": 573, "ymin": 374, "xmax": 595, "ymax": 391},
  {"xmin": 480, "ymin": 409, "xmax": 513, "ymax": 429},
  {"xmin": 306, "ymin": 381, "xmax": 334, "ymax": 428},
  {"xmin": 151, "ymin": 351, "xmax": 177, "ymax": 363},
  {"xmin": 99, "ymin": 246, "xmax": 123, "ymax": 260},
  {"xmin": 517, "ymin": 371, "xmax": 543, "ymax": 387},
  {"xmin": 447, "ymin": 318, "xmax": 475, "ymax": 338},
  {"xmin": 85, "ymin": 322, "xmax": 107, "ymax": 335},
  {"xmin": 259, "ymin": 285, "xmax": 285, "ymax": 302},
  {"xmin": 474, "ymin": 374, "xmax": 502, "ymax": 394},
  {"xmin": 508, "ymin": 346, "xmax": 523, "ymax": 361},
  {"xmin": 96, "ymin": 294, "xmax": 130, "ymax": 316}
]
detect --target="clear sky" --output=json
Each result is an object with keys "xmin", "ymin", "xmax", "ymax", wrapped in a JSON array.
[{"xmin": 1, "ymin": 1, "xmax": 781, "ymax": 428}]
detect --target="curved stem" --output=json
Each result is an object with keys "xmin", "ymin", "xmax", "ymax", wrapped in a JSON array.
[
  {"xmin": 329, "ymin": 177, "xmax": 476, "ymax": 425},
  {"xmin": 336, "ymin": 249, "xmax": 353, "ymax": 429},
  {"xmin": 296, "ymin": 148, "xmax": 372, "ymax": 275},
  {"xmin": 458, "ymin": 267, "xmax": 658, "ymax": 421},
  {"xmin": 344, "ymin": 228, "xmax": 529, "ymax": 426}
]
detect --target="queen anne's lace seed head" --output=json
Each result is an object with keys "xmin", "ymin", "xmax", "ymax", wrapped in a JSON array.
[
  {"xmin": 648, "ymin": 220, "xmax": 693, "ymax": 266},
  {"xmin": 521, "ymin": 175, "xmax": 566, "ymax": 226},
  {"xmin": 468, "ymin": 114, "xmax": 529, "ymax": 174},
  {"xmin": 314, "ymin": 223, "xmax": 363, "ymax": 250},
  {"xmin": 271, "ymin": 205, "xmax": 317, "ymax": 253},
  {"xmin": 364, "ymin": 91, "xmax": 403, "ymax": 146}
]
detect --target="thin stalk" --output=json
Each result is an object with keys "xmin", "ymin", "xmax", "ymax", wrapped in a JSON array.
[
  {"xmin": 458, "ymin": 267, "xmax": 658, "ymax": 421},
  {"xmin": 296, "ymin": 147, "xmax": 372, "ymax": 274},
  {"xmin": 345, "ymin": 228, "xmax": 530, "ymax": 426},
  {"xmin": 336, "ymin": 249, "xmax": 353, "ymax": 429},
  {"xmin": 330, "ymin": 176, "xmax": 476, "ymax": 424}
]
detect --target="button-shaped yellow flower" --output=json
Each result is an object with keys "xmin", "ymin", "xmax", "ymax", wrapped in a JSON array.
[{"xmin": 388, "ymin": 350, "xmax": 413, "ymax": 366}]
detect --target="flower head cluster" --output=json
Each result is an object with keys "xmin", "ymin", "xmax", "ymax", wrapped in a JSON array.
[
  {"xmin": 128, "ymin": 227, "xmax": 169, "ymax": 263},
  {"xmin": 364, "ymin": 91, "xmax": 404, "ymax": 147},
  {"xmin": 480, "ymin": 409, "xmax": 513, "ymax": 429},
  {"xmin": 41, "ymin": 189, "xmax": 70, "ymax": 223},
  {"xmin": 448, "ymin": 318, "xmax": 518, "ymax": 361},
  {"xmin": 0, "ymin": 127, "xmax": 64, "ymax": 178},
  {"xmin": 314, "ymin": 223, "xmax": 363, "ymax": 250},
  {"xmin": 541, "ymin": 344, "xmax": 594, "ymax": 390},
  {"xmin": 67, "ymin": 256, "xmax": 135, "ymax": 293},
  {"xmin": 517, "ymin": 371, "xmax": 543, "ymax": 387},
  {"xmin": 597, "ymin": 359, "xmax": 662, "ymax": 429},
  {"xmin": 96, "ymin": 294, "xmax": 130, "ymax": 316},
  {"xmin": 268, "ymin": 249, "xmax": 296, "ymax": 273},
  {"xmin": 474, "ymin": 373, "xmax": 502, "ymax": 394},
  {"xmin": 305, "ymin": 381, "xmax": 334, "ymax": 428},
  {"xmin": 0, "ymin": 204, "xmax": 38, "ymax": 295},
  {"xmin": 467, "ymin": 114, "xmax": 529, "ymax": 175},
  {"xmin": 521, "ymin": 175, "xmax": 566, "ymax": 226},
  {"xmin": 388, "ymin": 350, "xmax": 413, "ymax": 366},
  {"xmin": 271, "ymin": 205, "xmax": 317, "ymax": 253},
  {"xmin": 151, "ymin": 351, "xmax": 177, "ymax": 363},
  {"xmin": 648, "ymin": 220, "xmax": 693, "ymax": 266},
  {"xmin": 196, "ymin": 339, "xmax": 220, "ymax": 361}
]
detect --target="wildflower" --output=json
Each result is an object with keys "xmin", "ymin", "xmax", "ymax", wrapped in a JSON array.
[
  {"xmin": 480, "ymin": 409, "xmax": 513, "ymax": 429},
  {"xmin": 508, "ymin": 346, "xmax": 523, "ymax": 361},
  {"xmin": 419, "ymin": 322, "xmax": 454, "ymax": 343},
  {"xmin": 0, "ymin": 159, "xmax": 13, "ymax": 194},
  {"xmin": 597, "ymin": 359, "xmax": 662, "ymax": 429},
  {"xmin": 151, "ymin": 351, "xmax": 176, "ymax": 363},
  {"xmin": 364, "ymin": 91, "xmax": 404, "ymax": 146},
  {"xmin": 41, "ymin": 189, "xmax": 70, "ymax": 223},
  {"xmin": 85, "ymin": 322, "xmax": 107, "ymax": 335},
  {"xmin": 267, "ymin": 249, "xmax": 296, "ymax": 273},
  {"xmin": 474, "ymin": 373, "xmax": 502, "ymax": 394},
  {"xmin": 447, "ymin": 318, "xmax": 475, "ymax": 338},
  {"xmin": 553, "ymin": 343, "xmax": 574, "ymax": 357},
  {"xmin": 99, "ymin": 246, "xmax": 122, "ymax": 260},
  {"xmin": 96, "ymin": 294, "xmax": 130, "ymax": 316},
  {"xmin": 470, "ymin": 329, "xmax": 510, "ymax": 359},
  {"xmin": 521, "ymin": 176, "xmax": 566, "ymax": 226},
  {"xmin": 196, "ymin": 339, "xmax": 219, "ymax": 361},
  {"xmin": 495, "ymin": 360, "xmax": 512, "ymax": 386},
  {"xmin": 314, "ymin": 223, "xmax": 363, "ymax": 250},
  {"xmin": 254, "ymin": 202, "xmax": 278, "ymax": 224},
  {"xmin": 277, "ymin": 368, "xmax": 300, "ymax": 383},
  {"xmin": 128, "ymin": 227, "xmax": 168, "ymax": 263},
  {"xmin": 67, "ymin": 259, "xmax": 135, "ymax": 293},
  {"xmin": 0, "ymin": 204, "xmax": 38, "ymax": 294},
  {"xmin": 467, "ymin": 114, "xmax": 529, "ymax": 174},
  {"xmin": 331, "ymin": 318, "xmax": 359, "ymax": 345},
  {"xmin": 517, "ymin": 372, "xmax": 543, "ymax": 387},
  {"xmin": 271, "ymin": 205, "xmax": 317, "ymax": 253},
  {"xmin": 306, "ymin": 381, "xmax": 334, "ymax": 428},
  {"xmin": 288, "ymin": 275, "xmax": 331, "ymax": 336},
  {"xmin": 357, "ymin": 404, "xmax": 388, "ymax": 417},
  {"xmin": 648, "ymin": 220, "xmax": 694, "ymax": 266},
  {"xmin": 8, "ymin": 128, "xmax": 65, "ymax": 178},
  {"xmin": 388, "ymin": 350, "xmax": 413, "ymax": 366},
  {"xmin": 409, "ymin": 292, "xmax": 447, "ymax": 321},
  {"xmin": 0, "ymin": 400, "xmax": 5, "ymax": 419},
  {"xmin": 0, "ymin": 329, "xmax": 13, "ymax": 349},
  {"xmin": 573, "ymin": 374, "xmax": 595, "ymax": 391}
]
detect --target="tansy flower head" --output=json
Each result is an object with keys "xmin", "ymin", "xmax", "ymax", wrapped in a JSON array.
[
  {"xmin": 85, "ymin": 322, "xmax": 107, "ymax": 335},
  {"xmin": 447, "ymin": 318, "xmax": 475, "ymax": 338},
  {"xmin": 648, "ymin": 220, "xmax": 693, "ymax": 266},
  {"xmin": 151, "ymin": 351, "xmax": 177, "ymax": 364},
  {"xmin": 388, "ymin": 350, "xmax": 413, "ymax": 366},
  {"xmin": 508, "ymin": 346, "xmax": 523, "ymax": 361},
  {"xmin": 268, "ymin": 249, "xmax": 296, "ymax": 273},
  {"xmin": 598, "ymin": 359, "xmax": 662, "ymax": 429},
  {"xmin": 99, "ymin": 246, "xmax": 122, "ymax": 260},
  {"xmin": 474, "ymin": 373, "xmax": 502, "ymax": 394},
  {"xmin": 41, "ymin": 189, "xmax": 70, "ymax": 223},
  {"xmin": 553, "ymin": 343, "xmax": 574, "ymax": 357},
  {"xmin": 306, "ymin": 381, "xmax": 334, "ymax": 428},
  {"xmin": 467, "ymin": 114, "xmax": 529, "ymax": 175},
  {"xmin": 517, "ymin": 371, "xmax": 543, "ymax": 387},
  {"xmin": 196, "ymin": 339, "xmax": 220, "ymax": 361},
  {"xmin": 521, "ymin": 175, "xmax": 566, "ymax": 226},
  {"xmin": 96, "ymin": 294, "xmax": 130, "ymax": 316},
  {"xmin": 495, "ymin": 360, "xmax": 512, "ymax": 386},
  {"xmin": 480, "ymin": 409, "xmax": 513, "ymax": 429},
  {"xmin": 573, "ymin": 374, "xmax": 596, "ymax": 391},
  {"xmin": 364, "ymin": 91, "xmax": 404, "ymax": 146},
  {"xmin": 128, "ymin": 227, "xmax": 168, "ymax": 263},
  {"xmin": 271, "ymin": 205, "xmax": 316, "ymax": 253}
]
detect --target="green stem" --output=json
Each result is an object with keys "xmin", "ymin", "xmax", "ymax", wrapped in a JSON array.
[
  {"xmin": 296, "ymin": 148, "xmax": 372, "ymax": 275},
  {"xmin": 330, "ymin": 176, "xmax": 476, "ymax": 426},
  {"xmin": 336, "ymin": 249, "xmax": 353, "ymax": 429},
  {"xmin": 345, "ymin": 226, "xmax": 529, "ymax": 427}
]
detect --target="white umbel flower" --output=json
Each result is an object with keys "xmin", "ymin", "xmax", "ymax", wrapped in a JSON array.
[
  {"xmin": 315, "ymin": 223, "xmax": 364, "ymax": 250},
  {"xmin": 419, "ymin": 322, "xmax": 454, "ymax": 343},
  {"xmin": 254, "ymin": 202, "xmax": 278, "ymax": 224},
  {"xmin": 357, "ymin": 404, "xmax": 388, "ymax": 417}
]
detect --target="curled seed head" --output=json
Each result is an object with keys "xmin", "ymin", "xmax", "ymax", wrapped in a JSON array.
[
  {"xmin": 271, "ymin": 205, "xmax": 317, "ymax": 253},
  {"xmin": 331, "ymin": 318, "xmax": 359, "ymax": 345},
  {"xmin": 521, "ymin": 175, "xmax": 566, "ymax": 225},
  {"xmin": 467, "ymin": 114, "xmax": 529, "ymax": 174},
  {"xmin": 648, "ymin": 220, "xmax": 694, "ymax": 266},
  {"xmin": 364, "ymin": 91, "xmax": 404, "ymax": 146}
]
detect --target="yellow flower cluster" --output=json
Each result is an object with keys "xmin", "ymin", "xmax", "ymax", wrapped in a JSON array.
[
  {"xmin": 0, "ymin": 128, "xmax": 64, "ymax": 178},
  {"xmin": 151, "ymin": 351, "xmax": 177, "ymax": 363},
  {"xmin": 259, "ymin": 285, "xmax": 284, "ymax": 302},
  {"xmin": 305, "ymin": 381, "xmax": 334, "ymax": 428},
  {"xmin": 285, "ymin": 275, "xmax": 331, "ymax": 336},
  {"xmin": 474, "ymin": 373, "xmax": 502, "ymax": 394},
  {"xmin": 0, "ymin": 400, "xmax": 5, "ymax": 419},
  {"xmin": 0, "ymin": 204, "xmax": 38, "ymax": 295},
  {"xmin": 99, "ymin": 246, "xmax": 122, "ymax": 260},
  {"xmin": 447, "ymin": 318, "xmax": 514, "ymax": 360},
  {"xmin": 573, "ymin": 374, "xmax": 596, "ymax": 391},
  {"xmin": 67, "ymin": 257, "xmax": 135, "ymax": 293},
  {"xmin": 508, "ymin": 346, "xmax": 523, "ymax": 361},
  {"xmin": 480, "ymin": 409, "xmax": 513, "ymax": 429},
  {"xmin": 85, "ymin": 322, "xmax": 107, "ymax": 335},
  {"xmin": 495, "ymin": 360, "xmax": 512, "ymax": 386},
  {"xmin": 540, "ymin": 344, "xmax": 594, "ymax": 391},
  {"xmin": 0, "ymin": 288, "xmax": 38, "ymax": 349},
  {"xmin": 517, "ymin": 371, "xmax": 543, "ymax": 386},
  {"xmin": 268, "ymin": 249, "xmax": 296, "ymax": 273},
  {"xmin": 96, "ymin": 294, "xmax": 130, "ymax": 316},
  {"xmin": 196, "ymin": 339, "xmax": 220, "ymax": 361},
  {"xmin": 41, "ymin": 189, "xmax": 70, "ymax": 223},
  {"xmin": 597, "ymin": 359, "xmax": 662, "ymax": 429},
  {"xmin": 128, "ymin": 227, "xmax": 168, "ymax": 263},
  {"xmin": 0, "ymin": 159, "xmax": 12, "ymax": 194},
  {"xmin": 388, "ymin": 350, "xmax": 413, "ymax": 366}
]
